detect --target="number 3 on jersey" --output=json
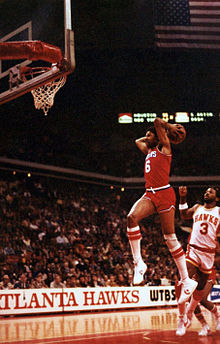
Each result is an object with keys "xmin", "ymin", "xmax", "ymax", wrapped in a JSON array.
[
  {"xmin": 200, "ymin": 222, "xmax": 208, "ymax": 235},
  {"xmin": 145, "ymin": 160, "xmax": 151, "ymax": 173}
]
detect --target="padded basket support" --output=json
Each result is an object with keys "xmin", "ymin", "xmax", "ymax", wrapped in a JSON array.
[{"xmin": 0, "ymin": 41, "xmax": 63, "ymax": 64}]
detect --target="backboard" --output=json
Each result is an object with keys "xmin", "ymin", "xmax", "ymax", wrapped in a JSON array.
[{"xmin": 0, "ymin": 0, "xmax": 75, "ymax": 108}]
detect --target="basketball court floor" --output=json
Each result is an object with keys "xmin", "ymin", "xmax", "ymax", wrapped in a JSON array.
[{"xmin": 0, "ymin": 307, "xmax": 220, "ymax": 344}]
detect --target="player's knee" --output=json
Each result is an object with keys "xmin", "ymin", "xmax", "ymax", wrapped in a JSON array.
[
  {"xmin": 164, "ymin": 233, "xmax": 179, "ymax": 250},
  {"xmin": 127, "ymin": 212, "xmax": 138, "ymax": 227}
]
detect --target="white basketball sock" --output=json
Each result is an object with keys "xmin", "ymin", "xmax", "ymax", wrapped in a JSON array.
[{"xmin": 127, "ymin": 226, "xmax": 142, "ymax": 264}]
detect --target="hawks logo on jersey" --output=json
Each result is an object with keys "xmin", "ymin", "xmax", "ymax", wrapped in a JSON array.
[{"xmin": 194, "ymin": 213, "xmax": 219, "ymax": 227}]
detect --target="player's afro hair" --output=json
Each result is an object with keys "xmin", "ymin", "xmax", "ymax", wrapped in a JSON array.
[
  {"xmin": 212, "ymin": 186, "xmax": 220, "ymax": 199},
  {"xmin": 147, "ymin": 126, "xmax": 158, "ymax": 138}
]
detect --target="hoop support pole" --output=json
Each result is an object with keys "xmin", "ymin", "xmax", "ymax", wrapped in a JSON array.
[{"xmin": 64, "ymin": 0, "xmax": 75, "ymax": 70}]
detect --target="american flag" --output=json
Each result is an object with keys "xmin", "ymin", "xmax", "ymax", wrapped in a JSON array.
[{"xmin": 154, "ymin": 0, "xmax": 220, "ymax": 49}]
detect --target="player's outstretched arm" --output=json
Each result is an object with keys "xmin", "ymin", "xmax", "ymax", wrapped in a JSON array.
[
  {"xmin": 153, "ymin": 118, "xmax": 179, "ymax": 154},
  {"xmin": 135, "ymin": 136, "xmax": 149, "ymax": 155},
  {"xmin": 179, "ymin": 186, "xmax": 199, "ymax": 220}
]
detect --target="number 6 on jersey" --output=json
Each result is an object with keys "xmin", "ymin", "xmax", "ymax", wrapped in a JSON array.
[{"xmin": 145, "ymin": 160, "xmax": 151, "ymax": 173}]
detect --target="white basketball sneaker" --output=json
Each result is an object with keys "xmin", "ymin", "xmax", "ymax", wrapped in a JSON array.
[
  {"xmin": 176, "ymin": 316, "xmax": 187, "ymax": 336},
  {"xmin": 198, "ymin": 324, "xmax": 211, "ymax": 336},
  {"xmin": 178, "ymin": 278, "xmax": 198, "ymax": 304},
  {"xmin": 133, "ymin": 260, "xmax": 147, "ymax": 285}
]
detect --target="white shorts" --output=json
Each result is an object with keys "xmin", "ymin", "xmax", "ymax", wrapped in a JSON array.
[{"xmin": 186, "ymin": 245, "xmax": 215, "ymax": 274}]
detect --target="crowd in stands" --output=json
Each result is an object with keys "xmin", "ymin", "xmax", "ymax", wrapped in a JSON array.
[{"xmin": 0, "ymin": 177, "xmax": 219, "ymax": 290}]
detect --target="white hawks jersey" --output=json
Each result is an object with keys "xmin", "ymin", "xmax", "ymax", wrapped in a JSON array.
[{"xmin": 190, "ymin": 205, "xmax": 220, "ymax": 250}]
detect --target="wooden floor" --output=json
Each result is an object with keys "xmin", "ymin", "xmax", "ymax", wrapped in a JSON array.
[{"xmin": 0, "ymin": 307, "xmax": 220, "ymax": 344}]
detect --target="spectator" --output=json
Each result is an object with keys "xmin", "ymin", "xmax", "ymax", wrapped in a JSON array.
[
  {"xmin": 106, "ymin": 275, "xmax": 118, "ymax": 287},
  {"xmin": 160, "ymin": 275, "xmax": 171, "ymax": 286},
  {"xmin": 22, "ymin": 236, "xmax": 32, "ymax": 250},
  {"xmin": 0, "ymin": 275, "xmax": 14, "ymax": 289},
  {"xmin": 63, "ymin": 261, "xmax": 70, "ymax": 274},
  {"xmin": 100, "ymin": 274, "xmax": 109, "ymax": 287},
  {"xmin": 56, "ymin": 232, "xmax": 69, "ymax": 246},
  {"xmin": 65, "ymin": 277, "xmax": 71, "ymax": 288},
  {"xmin": 66, "ymin": 267, "xmax": 75, "ymax": 278},
  {"xmin": 171, "ymin": 274, "xmax": 179, "ymax": 286},
  {"xmin": 14, "ymin": 273, "xmax": 30, "ymax": 289},
  {"xmin": 4, "ymin": 242, "xmax": 15, "ymax": 255},
  {"xmin": 31, "ymin": 273, "xmax": 48, "ymax": 288},
  {"xmin": 90, "ymin": 275, "xmax": 102, "ymax": 287},
  {"xmin": 78, "ymin": 275, "xmax": 88, "ymax": 287},
  {"xmin": 50, "ymin": 274, "xmax": 65, "ymax": 288},
  {"xmin": 68, "ymin": 276, "xmax": 79, "ymax": 288},
  {"xmin": 117, "ymin": 273, "xmax": 129, "ymax": 287}
]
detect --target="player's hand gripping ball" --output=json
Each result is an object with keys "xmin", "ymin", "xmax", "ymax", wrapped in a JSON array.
[{"xmin": 167, "ymin": 124, "xmax": 186, "ymax": 144}]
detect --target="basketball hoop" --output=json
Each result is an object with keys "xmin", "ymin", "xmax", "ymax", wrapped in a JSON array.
[
  {"xmin": 20, "ymin": 66, "xmax": 66, "ymax": 115},
  {"xmin": 31, "ymin": 76, "xmax": 66, "ymax": 116}
]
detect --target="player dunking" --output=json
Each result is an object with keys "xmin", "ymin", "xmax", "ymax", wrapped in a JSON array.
[
  {"xmin": 127, "ymin": 117, "xmax": 197, "ymax": 304},
  {"xmin": 176, "ymin": 186, "xmax": 220, "ymax": 336}
]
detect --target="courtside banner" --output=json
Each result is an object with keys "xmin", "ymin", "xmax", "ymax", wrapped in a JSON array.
[
  {"xmin": 62, "ymin": 286, "xmax": 177, "ymax": 312},
  {"xmin": 0, "ymin": 288, "xmax": 63, "ymax": 315},
  {"xmin": 0, "ymin": 286, "xmax": 219, "ymax": 315}
]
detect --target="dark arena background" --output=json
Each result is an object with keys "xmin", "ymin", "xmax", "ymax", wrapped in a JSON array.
[{"xmin": 0, "ymin": 1, "xmax": 220, "ymax": 343}]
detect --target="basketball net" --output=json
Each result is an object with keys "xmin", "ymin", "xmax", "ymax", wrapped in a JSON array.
[{"xmin": 31, "ymin": 76, "xmax": 66, "ymax": 115}]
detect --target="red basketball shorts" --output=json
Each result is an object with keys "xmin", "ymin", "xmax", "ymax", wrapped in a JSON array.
[{"xmin": 142, "ymin": 186, "xmax": 176, "ymax": 213}]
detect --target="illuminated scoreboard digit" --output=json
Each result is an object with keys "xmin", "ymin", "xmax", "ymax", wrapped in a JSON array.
[{"xmin": 162, "ymin": 113, "xmax": 176, "ymax": 122}]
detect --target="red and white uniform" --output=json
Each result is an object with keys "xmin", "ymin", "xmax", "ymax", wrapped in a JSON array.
[
  {"xmin": 142, "ymin": 146, "xmax": 176, "ymax": 213},
  {"xmin": 144, "ymin": 147, "xmax": 171, "ymax": 188},
  {"xmin": 186, "ymin": 205, "xmax": 220, "ymax": 273}
]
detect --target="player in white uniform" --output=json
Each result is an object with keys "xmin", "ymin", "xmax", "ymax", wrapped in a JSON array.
[{"xmin": 176, "ymin": 186, "xmax": 220, "ymax": 336}]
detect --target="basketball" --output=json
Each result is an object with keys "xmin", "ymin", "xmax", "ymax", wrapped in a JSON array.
[{"xmin": 167, "ymin": 124, "xmax": 186, "ymax": 144}]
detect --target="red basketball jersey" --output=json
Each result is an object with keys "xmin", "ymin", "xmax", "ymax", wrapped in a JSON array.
[{"xmin": 144, "ymin": 147, "xmax": 172, "ymax": 188}]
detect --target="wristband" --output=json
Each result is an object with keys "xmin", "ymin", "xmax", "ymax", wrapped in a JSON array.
[{"xmin": 179, "ymin": 203, "xmax": 188, "ymax": 210}]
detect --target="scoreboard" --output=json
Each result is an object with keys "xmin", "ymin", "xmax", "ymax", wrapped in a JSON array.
[{"xmin": 118, "ymin": 112, "xmax": 219, "ymax": 124}]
